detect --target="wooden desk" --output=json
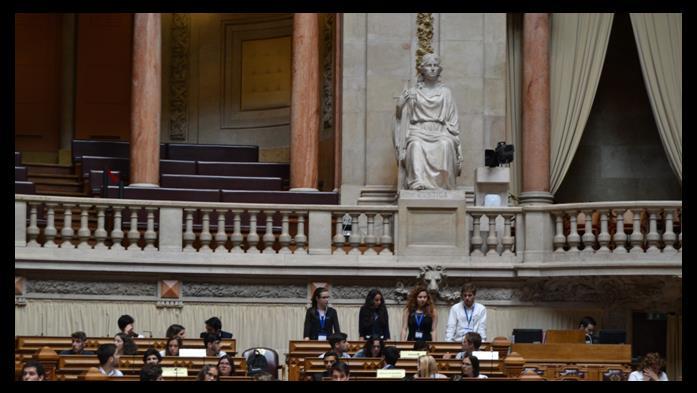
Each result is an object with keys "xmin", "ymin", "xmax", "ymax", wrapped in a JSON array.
[{"xmin": 15, "ymin": 336, "xmax": 236, "ymax": 355}]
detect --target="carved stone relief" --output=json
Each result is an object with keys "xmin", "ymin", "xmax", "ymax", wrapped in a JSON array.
[
  {"xmin": 183, "ymin": 283, "xmax": 307, "ymax": 298},
  {"xmin": 415, "ymin": 13, "xmax": 434, "ymax": 72},
  {"xmin": 169, "ymin": 13, "xmax": 191, "ymax": 141},
  {"xmin": 27, "ymin": 280, "xmax": 156, "ymax": 296}
]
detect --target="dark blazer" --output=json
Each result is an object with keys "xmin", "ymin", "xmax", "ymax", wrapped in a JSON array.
[
  {"xmin": 304, "ymin": 307, "xmax": 340, "ymax": 339},
  {"xmin": 358, "ymin": 305, "xmax": 390, "ymax": 339},
  {"xmin": 199, "ymin": 330, "xmax": 233, "ymax": 339},
  {"xmin": 59, "ymin": 349, "xmax": 95, "ymax": 355}
]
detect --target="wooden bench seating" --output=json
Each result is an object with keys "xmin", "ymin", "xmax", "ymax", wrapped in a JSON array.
[
  {"xmin": 221, "ymin": 190, "xmax": 340, "ymax": 205},
  {"xmin": 89, "ymin": 170, "xmax": 121, "ymax": 196},
  {"xmin": 15, "ymin": 336, "xmax": 236, "ymax": 355},
  {"xmin": 107, "ymin": 185, "xmax": 221, "ymax": 202},
  {"xmin": 197, "ymin": 161, "xmax": 290, "ymax": 184},
  {"xmin": 15, "ymin": 181, "xmax": 36, "ymax": 194},
  {"xmin": 167, "ymin": 143, "xmax": 258, "ymax": 163},
  {"xmin": 82, "ymin": 156, "xmax": 130, "ymax": 181},
  {"xmin": 56, "ymin": 355, "xmax": 248, "ymax": 377},
  {"xmin": 161, "ymin": 174, "xmax": 283, "ymax": 191},
  {"xmin": 15, "ymin": 166, "xmax": 28, "ymax": 181},
  {"xmin": 16, "ymin": 151, "xmax": 21, "ymax": 165},
  {"xmin": 160, "ymin": 159, "xmax": 197, "ymax": 175},
  {"xmin": 76, "ymin": 372, "xmax": 254, "ymax": 381},
  {"xmin": 72, "ymin": 140, "xmax": 132, "ymax": 163}
]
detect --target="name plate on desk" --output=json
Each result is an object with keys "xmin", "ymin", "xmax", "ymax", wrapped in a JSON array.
[
  {"xmin": 161, "ymin": 367, "xmax": 188, "ymax": 377},
  {"xmin": 473, "ymin": 351, "xmax": 499, "ymax": 360},
  {"xmin": 377, "ymin": 369, "xmax": 406, "ymax": 379},
  {"xmin": 179, "ymin": 348, "xmax": 207, "ymax": 357},
  {"xmin": 400, "ymin": 350, "xmax": 427, "ymax": 359}
]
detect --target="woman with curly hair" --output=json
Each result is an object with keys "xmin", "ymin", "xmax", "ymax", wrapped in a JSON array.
[
  {"xmin": 628, "ymin": 352, "xmax": 668, "ymax": 381},
  {"xmin": 400, "ymin": 286, "xmax": 437, "ymax": 341}
]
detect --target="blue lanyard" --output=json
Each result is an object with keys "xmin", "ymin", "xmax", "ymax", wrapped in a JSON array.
[
  {"xmin": 463, "ymin": 304, "xmax": 474, "ymax": 328},
  {"xmin": 319, "ymin": 314, "xmax": 326, "ymax": 330},
  {"xmin": 414, "ymin": 313, "xmax": 425, "ymax": 329}
]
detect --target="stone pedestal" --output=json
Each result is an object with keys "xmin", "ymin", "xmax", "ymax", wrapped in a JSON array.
[
  {"xmin": 397, "ymin": 190, "xmax": 467, "ymax": 256},
  {"xmin": 475, "ymin": 167, "xmax": 510, "ymax": 206}
]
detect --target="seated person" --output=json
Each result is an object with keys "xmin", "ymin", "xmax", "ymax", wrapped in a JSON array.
[
  {"xmin": 382, "ymin": 346, "xmax": 401, "ymax": 369},
  {"xmin": 117, "ymin": 314, "xmax": 144, "ymax": 338},
  {"xmin": 628, "ymin": 352, "xmax": 669, "ymax": 381},
  {"xmin": 414, "ymin": 355, "xmax": 447, "ymax": 379},
  {"xmin": 353, "ymin": 338, "xmax": 384, "ymax": 358},
  {"xmin": 197, "ymin": 364, "xmax": 220, "ymax": 381},
  {"xmin": 114, "ymin": 332, "xmax": 138, "ymax": 356},
  {"xmin": 60, "ymin": 331, "xmax": 95, "ymax": 355},
  {"xmin": 217, "ymin": 354, "xmax": 236, "ymax": 377},
  {"xmin": 579, "ymin": 316, "xmax": 597, "ymax": 344},
  {"xmin": 165, "ymin": 324, "xmax": 186, "ymax": 339},
  {"xmin": 452, "ymin": 353, "xmax": 487, "ymax": 380},
  {"xmin": 253, "ymin": 371, "xmax": 274, "ymax": 381},
  {"xmin": 160, "ymin": 336, "xmax": 181, "ymax": 357},
  {"xmin": 331, "ymin": 362, "xmax": 350, "ymax": 381},
  {"xmin": 140, "ymin": 364, "xmax": 163, "ymax": 381},
  {"xmin": 203, "ymin": 333, "xmax": 227, "ymax": 357},
  {"xmin": 319, "ymin": 333, "xmax": 350, "ymax": 359},
  {"xmin": 444, "ymin": 331, "xmax": 482, "ymax": 359},
  {"xmin": 312, "ymin": 351, "xmax": 338, "ymax": 381},
  {"xmin": 199, "ymin": 316, "xmax": 233, "ymax": 339},
  {"xmin": 21, "ymin": 360, "xmax": 46, "ymax": 381},
  {"xmin": 143, "ymin": 348, "xmax": 162, "ymax": 365},
  {"xmin": 96, "ymin": 344, "xmax": 124, "ymax": 377}
]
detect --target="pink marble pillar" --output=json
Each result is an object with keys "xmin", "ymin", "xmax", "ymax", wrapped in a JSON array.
[
  {"xmin": 520, "ymin": 13, "xmax": 553, "ymax": 204},
  {"xmin": 130, "ymin": 13, "xmax": 161, "ymax": 187},
  {"xmin": 290, "ymin": 13, "xmax": 320, "ymax": 191}
]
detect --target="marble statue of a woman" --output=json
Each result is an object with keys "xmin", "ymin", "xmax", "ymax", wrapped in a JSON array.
[{"xmin": 395, "ymin": 53, "xmax": 463, "ymax": 190}]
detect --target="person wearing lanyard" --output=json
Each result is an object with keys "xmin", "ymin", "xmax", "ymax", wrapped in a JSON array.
[
  {"xmin": 400, "ymin": 286, "xmax": 438, "ymax": 341},
  {"xmin": 445, "ymin": 283, "xmax": 487, "ymax": 342},
  {"xmin": 358, "ymin": 288, "xmax": 390, "ymax": 340},
  {"xmin": 304, "ymin": 287, "xmax": 341, "ymax": 340}
]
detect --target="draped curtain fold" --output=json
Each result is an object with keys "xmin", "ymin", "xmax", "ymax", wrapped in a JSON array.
[
  {"xmin": 505, "ymin": 13, "xmax": 523, "ymax": 203},
  {"xmin": 629, "ymin": 13, "xmax": 682, "ymax": 183},
  {"xmin": 666, "ymin": 313, "xmax": 682, "ymax": 381},
  {"xmin": 549, "ymin": 13, "xmax": 614, "ymax": 194}
]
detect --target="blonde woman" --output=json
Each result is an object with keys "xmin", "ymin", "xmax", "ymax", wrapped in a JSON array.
[
  {"xmin": 415, "ymin": 355, "xmax": 448, "ymax": 379},
  {"xmin": 400, "ymin": 286, "xmax": 437, "ymax": 341}
]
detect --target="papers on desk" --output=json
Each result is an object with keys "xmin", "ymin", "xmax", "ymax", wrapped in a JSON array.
[
  {"xmin": 161, "ymin": 367, "xmax": 188, "ymax": 377},
  {"xmin": 377, "ymin": 369, "xmax": 406, "ymax": 379},
  {"xmin": 399, "ymin": 350, "xmax": 427, "ymax": 359},
  {"xmin": 473, "ymin": 350, "xmax": 499, "ymax": 360},
  {"xmin": 179, "ymin": 348, "xmax": 207, "ymax": 357}
]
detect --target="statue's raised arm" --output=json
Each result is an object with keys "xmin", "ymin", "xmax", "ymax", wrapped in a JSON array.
[{"xmin": 395, "ymin": 54, "xmax": 463, "ymax": 191}]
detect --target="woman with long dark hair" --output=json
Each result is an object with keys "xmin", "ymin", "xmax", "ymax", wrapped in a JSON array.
[
  {"xmin": 303, "ymin": 287, "xmax": 341, "ymax": 340},
  {"xmin": 358, "ymin": 289, "xmax": 390, "ymax": 340},
  {"xmin": 353, "ymin": 337, "xmax": 385, "ymax": 358},
  {"xmin": 400, "ymin": 286, "xmax": 437, "ymax": 341}
]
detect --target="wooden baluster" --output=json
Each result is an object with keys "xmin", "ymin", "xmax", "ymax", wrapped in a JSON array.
[
  {"xmin": 214, "ymin": 209, "xmax": 228, "ymax": 253},
  {"xmin": 198, "ymin": 209, "xmax": 212, "ymax": 252},
  {"xmin": 44, "ymin": 203, "xmax": 58, "ymax": 248},
  {"xmin": 380, "ymin": 213, "xmax": 394, "ymax": 256},
  {"xmin": 662, "ymin": 209, "xmax": 676, "ymax": 253},
  {"xmin": 486, "ymin": 214, "xmax": 498, "ymax": 256},
  {"xmin": 612, "ymin": 209, "xmax": 627, "ymax": 253},
  {"xmin": 127, "ymin": 207, "xmax": 140, "ymax": 250},
  {"xmin": 110, "ymin": 206, "xmax": 124, "ymax": 250},
  {"xmin": 183, "ymin": 208, "xmax": 196, "ymax": 252},
  {"xmin": 596, "ymin": 210, "xmax": 610, "ymax": 254},
  {"xmin": 278, "ymin": 210, "xmax": 292, "ymax": 254},
  {"xmin": 230, "ymin": 209, "xmax": 243, "ymax": 254},
  {"xmin": 581, "ymin": 210, "xmax": 595, "ymax": 254},
  {"xmin": 629, "ymin": 209, "xmax": 644, "ymax": 254},
  {"xmin": 470, "ymin": 213, "xmax": 484, "ymax": 256},
  {"xmin": 566, "ymin": 211, "xmax": 580, "ymax": 253},
  {"xmin": 553, "ymin": 212, "xmax": 565, "ymax": 253},
  {"xmin": 645, "ymin": 209, "xmax": 660, "ymax": 254},
  {"xmin": 60, "ymin": 204, "xmax": 75, "ymax": 248},
  {"xmin": 348, "ymin": 212, "xmax": 362, "ymax": 255},
  {"xmin": 294, "ymin": 211, "xmax": 307, "ymax": 253},
  {"xmin": 502, "ymin": 213, "xmax": 514, "ymax": 256},
  {"xmin": 27, "ymin": 202, "xmax": 40, "ymax": 247},
  {"xmin": 263, "ymin": 210, "xmax": 276, "ymax": 253},
  {"xmin": 364, "ymin": 212, "xmax": 377, "ymax": 255},
  {"xmin": 678, "ymin": 209, "xmax": 682, "ymax": 253},
  {"xmin": 246, "ymin": 210, "xmax": 260, "ymax": 254},
  {"xmin": 144, "ymin": 207, "xmax": 157, "ymax": 251},
  {"xmin": 77, "ymin": 204, "xmax": 92, "ymax": 249},
  {"xmin": 332, "ymin": 212, "xmax": 345, "ymax": 255}
]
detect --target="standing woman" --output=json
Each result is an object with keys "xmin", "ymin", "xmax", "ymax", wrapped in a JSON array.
[
  {"xmin": 400, "ymin": 286, "xmax": 438, "ymax": 341},
  {"xmin": 304, "ymin": 287, "xmax": 341, "ymax": 340},
  {"xmin": 359, "ymin": 289, "xmax": 390, "ymax": 340}
]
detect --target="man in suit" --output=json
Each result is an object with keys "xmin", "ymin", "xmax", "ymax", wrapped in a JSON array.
[{"xmin": 200, "ymin": 316, "xmax": 233, "ymax": 339}]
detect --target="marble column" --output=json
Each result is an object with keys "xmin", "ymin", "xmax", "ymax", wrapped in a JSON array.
[
  {"xmin": 130, "ymin": 13, "xmax": 161, "ymax": 187},
  {"xmin": 290, "ymin": 13, "xmax": 320, "ymax": 191},
  {"xmin": 520, "ymin": 13, "xmax": 553, "ymax": 205}
]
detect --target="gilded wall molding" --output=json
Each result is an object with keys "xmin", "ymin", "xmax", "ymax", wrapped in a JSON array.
[
  {"xmin": 416, "ymin": 13, "xmax": 434, "ymax": 71},
  {"xmin": 169, "ymin": 13, "xmax": 191, "ymax": 141}
]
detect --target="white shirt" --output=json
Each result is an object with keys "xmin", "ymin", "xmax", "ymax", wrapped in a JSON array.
[
  {"xmin": 319, "ymin": 352, "xmax": 351, "ymax": 359},
  {"xmin": 99, "ymin": 367, "xmax": 123, "ymax": 377},
  {"xmin": 628, "ymin": 370, "xmax": 668, "ymax": 381},
  {"xmin": 445, "ymin": 302, "xmax": 487, "ymax": 342}
]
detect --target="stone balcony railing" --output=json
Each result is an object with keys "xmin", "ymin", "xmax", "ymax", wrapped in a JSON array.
[{"xmin": 14, "ymin": 195, "xmax": 681, "ymax": 278}]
